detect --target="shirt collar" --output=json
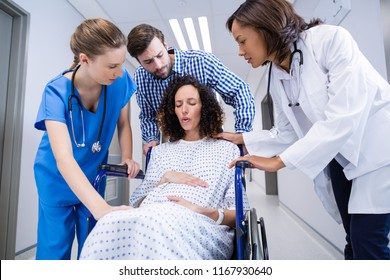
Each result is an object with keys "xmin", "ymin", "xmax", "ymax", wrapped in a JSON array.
[
  {"xmin": 168, "ymin": 47, "xmax": 184, "ymax": 75},
  {"xmin": 273, "ymin": 64, "xmax": 291, "ymax": 80}
]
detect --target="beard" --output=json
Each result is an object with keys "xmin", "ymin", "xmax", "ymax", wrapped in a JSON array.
[{"xmin": 152, "ymin": 62, "xmax": 172, "ymax": 80}]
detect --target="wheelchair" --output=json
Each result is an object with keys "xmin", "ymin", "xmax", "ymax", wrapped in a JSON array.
[{"xmin": 89, "ymin": 148, "xmax": 269, "ymax": 260}]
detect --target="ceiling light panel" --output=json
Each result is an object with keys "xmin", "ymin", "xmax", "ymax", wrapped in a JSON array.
[
  {"xmin": 169, "ymin": 19, "xmax": 188, "ymax": 51},
  {"xmin": 169, "ymin": 16, "xmax": 212, "ymax": 53},
  {"xmin": 184, "ymin": 18, "xmax": 200, "ymax": 50},
  {"xmin": 198, "ymin": 16, "xmax": 212, "ymax": 52}
]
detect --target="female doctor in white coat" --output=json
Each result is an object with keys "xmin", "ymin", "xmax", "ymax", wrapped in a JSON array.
[{"xmin": 218, "ymin": 0, "xmax": 390, "ymax": 260}]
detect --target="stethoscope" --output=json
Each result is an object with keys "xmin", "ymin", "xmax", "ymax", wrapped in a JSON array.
[
  {"xmin": 68, "ymin": 65, "xmax": 107, "ymax": 153},
  {"xmin": 266, "ymin": 41, "xmax": 303, "ymax": 138}
]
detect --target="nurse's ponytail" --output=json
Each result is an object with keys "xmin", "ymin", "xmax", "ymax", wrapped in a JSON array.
[{"xmin": 70, "ymin": 56, "xmax": 80, "ymax": 70}]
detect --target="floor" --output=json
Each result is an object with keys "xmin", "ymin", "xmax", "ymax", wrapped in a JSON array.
[
  {"xmin": 15, "ymin": 239, "xmax": 78, "ymax": 260},
  {"xmin": 245, "ymin": 182, "xmax": 342, "ymax": 260},
  {"xmin": 15, "ymin": 181, "xmax": 343, "ymax": 260}
]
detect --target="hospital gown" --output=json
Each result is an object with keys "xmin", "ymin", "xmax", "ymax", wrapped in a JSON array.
[{"xmin": 80, "ymin": 138, "xmax": 250, "ymax": 260}]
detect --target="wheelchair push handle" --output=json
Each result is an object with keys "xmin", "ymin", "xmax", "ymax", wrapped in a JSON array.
[
  {"xmin": 235, "ymin": 160, "xmax": 251, "ymax": 169},
  {"xmin": 98, "ymin": 163, "xmax": 145, "ymax": 179}
]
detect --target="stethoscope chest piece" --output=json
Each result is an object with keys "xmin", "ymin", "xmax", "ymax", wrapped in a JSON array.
[
  {"xmin": 91, "ymin": 141, "xmax": 101, "ymax": 153},
  {"xmin": 269, "ymin": 126, "xmax": 279, "ymax": 138}
]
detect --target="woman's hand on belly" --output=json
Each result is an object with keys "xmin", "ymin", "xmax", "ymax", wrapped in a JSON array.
[
  {"xmin": 167, "ymin": 196, "xmax": 218, "ymax": 221},
  {"xmin": 158, "ymin": 171, "xmax": 209, "ymax": 188}
]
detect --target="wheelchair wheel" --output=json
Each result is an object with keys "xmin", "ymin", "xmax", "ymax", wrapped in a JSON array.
[
  {"xmin": 244, "ymin": 208, "xmax": 269, "ymax": 260},
  {"xmin": 259, "ymin": 216, "xmax": 269, "ymax": 260}
]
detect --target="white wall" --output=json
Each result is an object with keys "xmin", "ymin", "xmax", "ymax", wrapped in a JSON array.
[
  {"xmin": 381, "ymin": 0, "xmax": 390, "ymax": 82},
  {"xmin": 342, "ymin": 0, "xmax": 387, "ymax": 78}
]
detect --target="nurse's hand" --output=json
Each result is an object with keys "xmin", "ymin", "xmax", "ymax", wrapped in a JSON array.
[
  {"xmin": 215, "ymin": 132, "xmax": 244, "ymax": 145},
  {"xmin": 111, "ymin": 205, "xmax": 133, "ymax": 212},
  {"xmin": 95, "ymin": 204, "xmax": 133, "ymax": 220},
  {"xmin": 228, "ymin": 155, "xmax": 285, "ymax": 172},
  {"xmin": 122, "ymin": 159, "xmax": 140, "ymax": 179}
]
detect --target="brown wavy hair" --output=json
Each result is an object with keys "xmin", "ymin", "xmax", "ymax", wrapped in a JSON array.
[
  {"xmin": 226, "ymin": 0, "xmax": 323, "ymax": 65},
  {"xmin": 157, "ymin": 75, "xmax": 224, "ymax": 142},
  {"xmin": 69, "ymin": 18, "xmax": 126, "ymax": 69},
  {"xmin": 127, "ymin": 24, "xmax": 165, "ymax": 59}
]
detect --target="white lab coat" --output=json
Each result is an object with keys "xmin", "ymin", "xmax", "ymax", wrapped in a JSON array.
[{"xmin": 243, "ymin": 25, "xmax": 390, "ymax": 223}]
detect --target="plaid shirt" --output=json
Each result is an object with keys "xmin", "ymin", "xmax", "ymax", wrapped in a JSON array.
[{"xmin": 134, "ymin": 48, "xmax": 255, "ymax": 143}]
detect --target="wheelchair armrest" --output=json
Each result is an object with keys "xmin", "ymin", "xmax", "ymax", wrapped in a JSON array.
[{"xmin": 89, "ymin": 164, "xmax": 145, "ymax": 234}]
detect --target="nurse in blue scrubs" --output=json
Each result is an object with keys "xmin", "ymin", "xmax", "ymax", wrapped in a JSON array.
[{"xmin": 33, "ymin": 18, "xmax": 140, "ymax": 260}]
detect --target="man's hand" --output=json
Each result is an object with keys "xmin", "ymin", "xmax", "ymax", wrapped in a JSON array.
[
  {"xmin": 143, "ymin": 141, "xmax": 159, "ymax": 155},
  {"xmin": 215, "ymin": 132, "xmax": 244, "ymax": 145}
]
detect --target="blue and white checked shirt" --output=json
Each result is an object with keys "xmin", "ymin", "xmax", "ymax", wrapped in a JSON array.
[{"xmin": 134, "ymin": 48, "xmax": 256, "ymax": 143}]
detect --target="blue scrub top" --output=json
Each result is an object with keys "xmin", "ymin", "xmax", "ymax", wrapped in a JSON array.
[{"xmin": 34, "ymin": 68, "xmax": 136, "ymax": 206}]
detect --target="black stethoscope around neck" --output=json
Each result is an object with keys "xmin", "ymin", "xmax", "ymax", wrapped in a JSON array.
[
  {"xmin": 68, "ymin": 64, "xmax": 107, "ymax": 153},
  {"xmin": 266, "ymin": 41, "xmax": 303, "ymax": 138}
]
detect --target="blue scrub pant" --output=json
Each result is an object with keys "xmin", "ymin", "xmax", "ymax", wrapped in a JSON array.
[
  {"xmin": 36, "ymin": 200, "xmax": 90, "ymax": 260},
  {"xmin": 329, "ymin": 159, "xmax": 390, "ymax": 260}
]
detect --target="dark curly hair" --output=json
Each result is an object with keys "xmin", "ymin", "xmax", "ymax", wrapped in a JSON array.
[{"xmin": 157, "ymin": 75, "xmax": 224, "ymax": 142}]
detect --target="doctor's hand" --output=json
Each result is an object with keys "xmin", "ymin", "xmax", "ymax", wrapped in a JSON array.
[
  {"xmin": 122, "ymin": 159, "xmax": 140, "ymax": 179},
  {"xmin": 215, "ymin": 132, "xmax": 244, "ymax": 145},
  {"xmin": 228, "ymin": 155, "xmax": 285, "ymax": 172},
  {"xmin": 158, "ymin": 171, "xmax": 209, "ymax": 188}
]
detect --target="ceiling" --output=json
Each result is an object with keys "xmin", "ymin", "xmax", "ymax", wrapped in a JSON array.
[{"xmin": 67, "ymin": 0, "xmax": 320, "ymax": 85}]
